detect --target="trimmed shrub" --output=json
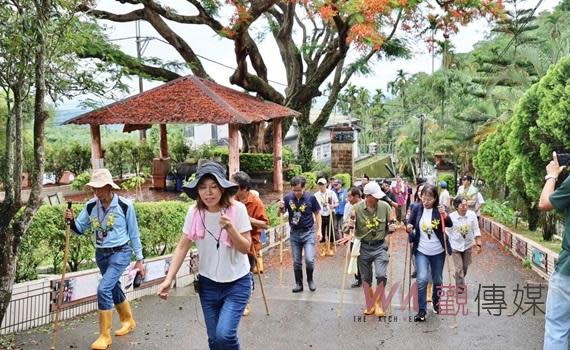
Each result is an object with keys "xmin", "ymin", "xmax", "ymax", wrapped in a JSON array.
[
  {"xmin": 437, "ymin": 173, "xmax": 456, "ymax": 196},
  {"xmin": 211, "ymin": 149, "xmax": 293, "ymax": 173},
  {"xmin": 286, "ymin": 164, "xmax": 303, "ymax": 180},
  {"xmin": 17, "ymin": 200, "xmax": 192, "ymax": 282},
  {"xmin": 299, "ymin": 172, "xmax": 317, "ymax": 191},
  {"xmin": 332, "ymin": 173, "xmax": 351, "ymax": 189}
]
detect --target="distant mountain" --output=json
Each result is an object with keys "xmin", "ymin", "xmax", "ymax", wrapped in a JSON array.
[{"xmin": 53, "ymin": 105, "xmax": 89, "ymax": 125}]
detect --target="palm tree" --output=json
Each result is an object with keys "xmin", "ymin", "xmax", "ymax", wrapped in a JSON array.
[{"xmin": 388, "ymin": 70, "xmax": 410, "ymax": 109}]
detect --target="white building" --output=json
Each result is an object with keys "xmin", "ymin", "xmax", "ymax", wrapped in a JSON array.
[
  {"xmin": 184, "ymin": 124, "xmax": 229, "ymax": 147},
  {"xmin": 284, "ymin": 112, "xmax": 361, "ymax": 163}
]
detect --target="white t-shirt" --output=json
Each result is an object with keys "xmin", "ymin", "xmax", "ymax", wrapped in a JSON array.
[
  {"xmin": 182, "ymin": 202, "xmax": 252, "ymax": 283},
  {"xmin": 314, "ymin": 189, "xmax": 338, "ymax": 217},
  {"xmin": 417, "ymin": 208, "xmax": 445, "ymax": 256},
  {"xmin": 440, "ymin": 189, "xmax": 450, "ymax": 209},
  {"xmin": 457, "ymin": 185, "xmax": 485, "ymax": 215},
  {"xmin": 448, "ymin": 210, "xmax": 481, "ymax": 252}
]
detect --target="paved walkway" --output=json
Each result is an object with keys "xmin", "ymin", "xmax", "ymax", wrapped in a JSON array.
[{"xmin": 15, "ymin": 228, "xmax": 548, "ymax": 349}]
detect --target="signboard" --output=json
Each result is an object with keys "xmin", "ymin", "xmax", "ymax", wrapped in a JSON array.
[
  {"xmin": 330, "ymin": 126, "xmax": 355, "ymax": 144},
  {"xmin": 515, "ymin": 238, "xmax": 528, "ymax": 258},
  {"xmin": 502, "ymin": 230, "xmax": 512, "ymax": 248},
  {"xmin": 532, "ymin": 248, "xmax": 547, "ymax": 272}
]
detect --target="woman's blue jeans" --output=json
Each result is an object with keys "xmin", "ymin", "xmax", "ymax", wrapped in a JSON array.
[
  {"xmin": 199, "ymin": 273, "xmax": 252, "ymax": 350},
  {"xmin": 95, "ymin": 245, "xmax": 132, "ymax": 310},
  {"xmin": 415, "ymin": 251, "xmax": 445, "ymax": 313}
]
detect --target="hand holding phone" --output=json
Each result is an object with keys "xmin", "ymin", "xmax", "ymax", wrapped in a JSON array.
[{"xmin": 557, "ymin": 153, "xmax": 570, "ymax": 166}]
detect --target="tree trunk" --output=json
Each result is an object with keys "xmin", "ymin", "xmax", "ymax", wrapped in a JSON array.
[
  {"xmin": 0, "ymin": 227, "xmax": 18, "ymax": 328},
  {"xmin": 296, "ymin": 104, "xmax": 318, "ymax": 171},
  {"xmin": 527, "ymin": 202, "xmax": 540, "ymax": 232},
  {"xmin": 542, "ymin": 212, "xmax": 557, "ymax": 241},
  {"xmin": 0, "ymin": 0, "xmax": 50, "ymax": 325}
]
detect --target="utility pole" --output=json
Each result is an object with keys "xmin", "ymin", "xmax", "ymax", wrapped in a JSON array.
[
  {"xmin": 418, "ymin": 113, "xmax": 425, "ymax": 177},
  {"xmin": 136, "ymin": 20, "xmax": 146, "ymax": 141},
  {"xmin": 431, "ymin": 29, "xmax": 435, "ymax": 74}
]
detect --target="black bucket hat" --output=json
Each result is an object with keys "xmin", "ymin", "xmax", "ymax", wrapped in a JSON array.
[{"xmin": 183, "ymin": 161, "xmax": 239, "ymax": 200}]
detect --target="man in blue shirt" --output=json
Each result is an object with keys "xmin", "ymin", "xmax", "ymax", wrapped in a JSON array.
[
  {"xmin": 66, "ymin": 168, "xmax": 145, "ymax": 350},
  {"xmin": 332, "ymin": 179, "xmax": 348, "ymax": 242},
  {"xmin": 280, "ymin": 176, "xmax": 322, "ymax": 293}
]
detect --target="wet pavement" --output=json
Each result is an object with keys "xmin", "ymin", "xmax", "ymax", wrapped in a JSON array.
[{"xmin": 15, "ymin": 228, "xmax": 549, "ymax": 349}]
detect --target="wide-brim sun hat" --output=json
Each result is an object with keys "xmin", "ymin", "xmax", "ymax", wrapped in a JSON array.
[
  {"xmin": 363, "ymin": 182, "xmax": 386, "ymax": 199},
  {"xmin": 85, "ymin": 168, "xmax": 120, "ymax": 190},
  {"xmin": 183, "ymin": 161, "xmax": 239, "ymax": 200}
]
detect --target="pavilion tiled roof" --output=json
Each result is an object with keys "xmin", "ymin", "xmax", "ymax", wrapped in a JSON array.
[{"xmin": 65, "ymin": 75, "xmax": 299, "ymax": 126}]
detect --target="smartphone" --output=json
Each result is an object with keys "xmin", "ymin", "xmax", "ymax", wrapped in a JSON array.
[{"xmin": 557, "ymin": 153, "xmax": 570, "ymax": 166}]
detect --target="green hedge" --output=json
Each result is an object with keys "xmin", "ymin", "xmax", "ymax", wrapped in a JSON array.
[
  {"xmin": 299, "ymin": 172, "xmax": 317, "ymax": 191},
  {"xmin": 332, "ymin": 173, "xmax": 351, "ymax": 189},
  {"xmin": 437, "ymin": 173, "xmax": 456, "ymax": 196},
  {"xmin": 211, "ymin": 148, "xmax": 293, "ymax": 173},
  {"xmin": 286, "ymin": 164, "xmax": 303, "ymax": 180},
  {"xmin": 17, "ymin": 201, "xmax": 191, "ymax": 283}
]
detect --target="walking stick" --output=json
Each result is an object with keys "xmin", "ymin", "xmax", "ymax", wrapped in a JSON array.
[
  {"xmin": 279, "ymin": 212, "xmax": 284, "ymax": 287},
  {"xmin": 337, "ymin": 211, "xmax": 355, "ymax": 317},
  {"xmin": 50, "ymin": 201, "xmax": 73, "ymax": 350},
  {"xmin": 402, "ymin": 233, "xmax": 410, "ymax": 315},
  {"xmin": 387, "ymin": 234, "xmax": 394, "ymax": 316},
  {"xmin": 440, "ymin": 212, "xmax": 458, "ymax": 329},
  {"xmin": 253, "ymin": 245, "xmax": 270, "ymax": 316},
  {"xmin": 329, "ymin": 213, "xmax": 336, "ymax": 254},
  {"xmin": 408, "ymin": 242, "xmax": 412, "ymax": 318}
]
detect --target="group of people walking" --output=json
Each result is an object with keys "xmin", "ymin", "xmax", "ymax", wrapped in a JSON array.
[{"xmin": 66, "ymin": 163, "xmax": 489, "ymax": 349}]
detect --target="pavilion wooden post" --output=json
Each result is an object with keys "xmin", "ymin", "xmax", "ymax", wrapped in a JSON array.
[
  {"xmin": 273, "ymin": 118, "xmax": 283, "ymax": 193},
  {"xmin": 90, "ymin": 124, "xmax": 103, "ymax": 169},
  {"xmin": 159, "ymin": 124, "xmax": 169, "ymax": 159},
  {"xmin": 228, "ymin": 123, "xmax": 240, "ymax": 176}
]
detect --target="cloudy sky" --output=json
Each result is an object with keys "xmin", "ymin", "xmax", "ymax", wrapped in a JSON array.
[{"xmin": 64, "ymin": 0, "xmax": 560, "ymax": 111}]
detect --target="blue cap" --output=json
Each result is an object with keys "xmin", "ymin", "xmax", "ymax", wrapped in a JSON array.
[{"xmin": 439, "ymin": 181, "xmax": 447, "ymax": 189}]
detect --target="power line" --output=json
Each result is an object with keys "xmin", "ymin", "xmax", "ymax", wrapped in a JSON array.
[{"xmin": 110, "ymin": 34, "xmax": 289, "ymax": 87}]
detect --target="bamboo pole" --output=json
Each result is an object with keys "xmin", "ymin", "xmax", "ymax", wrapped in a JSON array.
[
  {"xmin": 440, "ymin": 211, "xmax": 458, "ymax": 329},
  {"xmin": 50, "ymin": 202, "xmax": 73, "ymax": 350}
]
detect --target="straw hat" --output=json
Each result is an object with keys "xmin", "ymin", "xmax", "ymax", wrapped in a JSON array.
[{"xmin": 85, "ymin": 168, "xmax": 120, "ymax": 190}]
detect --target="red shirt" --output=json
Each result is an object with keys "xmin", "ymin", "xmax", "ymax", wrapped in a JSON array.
[{"xmin": 239, "ymin": 192, "xmax": 268, "ymax": 255}]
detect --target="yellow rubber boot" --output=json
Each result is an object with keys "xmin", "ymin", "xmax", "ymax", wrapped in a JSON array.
[
  {"xmin": 114, "ymin": 300, "xmax": 136, "ymax": 336},
  {"xmin": 364, "ymin": 287, "xmax": 375, "ymax": 315},
  {"xmin": 375, "ymin": 294, "xmax": 385, "ymax": 317},
  {"xmin": 243, "ymin": 303, "xmax": 251, "ymax": 317},
  {"xmin": 91, "ymin": 310, "xmax": 113, "ymax": 350},
  {"xmin": 427, "ymin": 282, "xmax": 433, "ymax": 303},
  {"xmin": 256, "ymin": 254, "xmax": 264, "ymax": 274},
  {"xmin": 320, "ymin": 245, "xmax": 327, "ymax": 257}
]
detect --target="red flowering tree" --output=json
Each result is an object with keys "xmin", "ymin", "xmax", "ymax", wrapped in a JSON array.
[{"xmin": 79, "ymin": 0, "xmax": 502, "ymax": 170}]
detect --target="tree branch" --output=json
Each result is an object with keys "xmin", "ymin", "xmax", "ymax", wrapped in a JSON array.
[
  {"xmin": 142, "ymin": 6, "xmax": 210, "ymax": 79},
  {"xmin": 77, "ymin": 5, "xmax": 144, "ymax": 22},
  {"xmin": 141, "ymin": 0, "xmax": 221, "ymax": 28}
]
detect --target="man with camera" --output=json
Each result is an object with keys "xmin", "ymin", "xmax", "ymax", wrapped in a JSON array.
[{"xmin": 539, "ymin": 152, "xmax": 570, "ymax": 350}]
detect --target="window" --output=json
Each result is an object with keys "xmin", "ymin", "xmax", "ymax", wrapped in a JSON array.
[{"xmin": 184, "ymin": 124, "xmax": 195, "ymax": 138}]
